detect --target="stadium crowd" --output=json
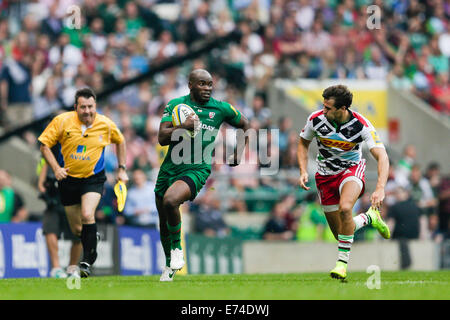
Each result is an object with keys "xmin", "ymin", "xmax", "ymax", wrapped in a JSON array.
[{"xmin": 0, "ymin": 0, "xmax": 449, "ymax": 243}]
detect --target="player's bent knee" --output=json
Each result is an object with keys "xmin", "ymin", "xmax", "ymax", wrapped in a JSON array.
[
  {"xmin": 339, "ymin": 202, "xmax": 353, "ymax": 215},
  {"xmin": 80, "ymin": 210, "xmax": 95, "ymax": 224},
  {"xmin": 162, "ymin": 194, "xmax": 181, "ymax": 210},
  {"xmin": 71, "ymin": 225, "xmax": 82, "ymax": 237}
]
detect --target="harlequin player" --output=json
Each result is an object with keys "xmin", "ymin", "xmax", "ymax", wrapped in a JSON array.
[{"xmin": 297, "ymin": 84, "xmax": 390, "ymax": 280}]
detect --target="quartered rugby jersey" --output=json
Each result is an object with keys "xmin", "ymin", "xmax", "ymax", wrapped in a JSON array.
[
  {"xmin": 300, "ymin": 110, "xmax": 384, "ymax": 175},
  {"xmin": 38, "ymin": 111, "xmax": 124, "ymax": 178}
]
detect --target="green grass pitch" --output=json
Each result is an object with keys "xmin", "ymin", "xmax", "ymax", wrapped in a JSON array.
[{"xmin": 1, "ymin": 271, "xmax": 449, "ymax": 300}]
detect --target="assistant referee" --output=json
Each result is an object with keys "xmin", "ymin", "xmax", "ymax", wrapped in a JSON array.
[{"xmin": 38, "ymin": 87, "xmax": 129, "ymax": 277}]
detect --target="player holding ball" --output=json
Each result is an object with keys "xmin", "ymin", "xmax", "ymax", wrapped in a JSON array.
[{"xmin": 155, "ymin": 69, "xmax": 250, "ymax": 281}]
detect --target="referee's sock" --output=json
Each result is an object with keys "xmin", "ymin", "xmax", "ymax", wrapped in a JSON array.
[{"xmin": 81, "ymin": 223, "xmax": 98, "ymax": 265}]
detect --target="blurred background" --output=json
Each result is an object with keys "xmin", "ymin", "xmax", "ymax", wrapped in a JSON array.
[{"xmin": 0, "ymin": 0, "xmax": 449, "ymax": 277}]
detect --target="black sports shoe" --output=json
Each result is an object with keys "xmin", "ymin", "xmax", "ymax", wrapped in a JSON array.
[{"xmin": 79, "ymin": 262, "xmax": 91, "ymax": 278}]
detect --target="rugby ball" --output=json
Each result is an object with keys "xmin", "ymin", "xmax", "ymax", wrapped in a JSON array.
[{"xmin": 172, "ymin": 104, "xmax": 199, "ymax": 138}]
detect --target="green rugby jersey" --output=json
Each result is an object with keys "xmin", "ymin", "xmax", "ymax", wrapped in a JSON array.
[{"xmin": 159, "ymin": 94, "xmax": 242, "ymax": 173}]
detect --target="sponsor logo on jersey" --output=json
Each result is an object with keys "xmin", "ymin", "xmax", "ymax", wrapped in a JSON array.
[
  {"xmin": 209, "ymin": 112, "xmax": 215, "ymax": 119},
  {"xmin": 318, "ymin": 137, "xmax": 356, "ymax": 151},
  {"xmin": 317, "ymin": 124, "xmax": 331, "ymax": 134},
  {"xmin": 200, "ymin": 123, "xmax": 215, "ymax": 131},
  {"xmin": 71, "ymin": 145, "xmax": 90, "ymax": 160},
  {"xmin": 371, "ymin": 131, "xmax": 382, "ymax": 144},
  {"xmin": 76, "ymin": 145, "xmax": 87, "ymax": 153}
]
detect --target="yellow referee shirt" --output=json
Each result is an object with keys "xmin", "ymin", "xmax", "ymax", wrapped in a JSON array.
[{"xmin": 38, "ymin": 111, "xmax": 124, "ymax": 178}]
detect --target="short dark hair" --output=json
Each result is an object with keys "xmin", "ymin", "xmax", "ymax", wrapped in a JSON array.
[
  {"xmin": 74, "ymin": 87, "xmax": 96, "ymax": 105},
  {"xmin": 322, "ymin": 85, "xmax": 353, "ymax": 109},
  {"xmin": 427, "ymin": 162, "xmax": 440, "ymax": 171}
]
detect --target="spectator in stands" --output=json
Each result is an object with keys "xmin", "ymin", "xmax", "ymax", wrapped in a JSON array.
[
  {"xmin": 227, "ymin": 177, "xmax": 249, "ymax": 213},
  {"xmin": 438, "ymin": 21, "xmax": 450, "ymax": 57},
  {"xmin": 0, "ymin": 32, "xmax": 33, "ymax": 129},
  {"xmin": 262, "ymin": 200, "xmax": 295, "ymax": 241},
  {"xmin": 428, "ymin": 35, "xmax": 448, "ymax": 75},
  {"xmin": 191, "ymin": 189, "xmax": 230, "ymax": 238},
  {"xmin": 124, "ymin": 1, "xmax": 145, "ymax": 40},
  {"xmin": 184, "ymin": 1, "xmax": 214, "ymax": 46},
  {"xmin": 319, "ymin": 50, "xmax": 339, "ymax": 79},
  {"xmin": 40, "ymin": 2, "xmax": 63, "ymax": 43},
  {"xmin": 48, "ymin": 33, "xmax": 83, "ymax": 71},
  {"xmin": 387, "ymin": 186, "xmax": 420, "ymax": 269},
  {"xmin": 0, "ymin": 170, "xmax": 28, "ymax": 223},
  {"xmin": 249, "ymin": 93, "xmax": 271, "ymax": 128},
  {"xmin": 32, "ymin": 76, "xmax": 61, "ymax": 120},
  {"xmin": 395, "ymin": 144, "xmax": 417, "ymax": 188},
  {"xmin": 408, "ymin": 164, "xmax": 438, "ymax": 239},
  {"xmin": 296, "ymin": 192, "xmax": 335, "ymax": 242},
  {"xmin": 147, "ymin": 30, "xmax": 178, "ymax": 64},
  {"xmin": 364, "ymin": 45, "xmax": 389, "ymax": 80},
  {"xmin": 437, "ymin": 174, "xmax": 450, "ymax": 240},
  {"xmin": 280, "ymin": 131, "xmax": 299, "ymax": 169},
  {"xmin": 429, "ymin": 71, "xmax": 450, "ymax": 115},
  {"xmin": 294, "ymin": 0, "xmax": 315, "ymax": 31},
  {"xmin": 123, "ymin": 168, "xmax": 158, "ymax": 228},
  {"xmin": 411, "ymin": 54, "xmax": 434, "ymax": 102},
  {"xmin": 409, "ymin": 164, "xmax": 438, "ymax": 212},
  {"xmin": 384, "ymin": 161, "xmax": 401, "ymax": 211},
  {"xmin": 278, "ymin": 116, "xmax": 293, "ymax": 155},
  {"xmin": 87, "ymin": 17, "xmax": 108, "ymax": 58},
  {"xmin": 273, "ymin": 16, "xmax": 303, "ymax": 60},
  {"xmin": 99, "ymin": 53, "xmax": 119, "ymax": 90},
  {"xmin": 425, "ymin": 162, "xmax": 442, "ymax": 199},
  {"xmin": 387, "ymin": 63, "xmax": 413, "ymax": 90},
  {"xmin": 302, "ymin": 18, "xmax": 331, "ymax": 58},
  {"xmin": 229, "ymin": 141, "xmax": 259, "ymax": 191}
]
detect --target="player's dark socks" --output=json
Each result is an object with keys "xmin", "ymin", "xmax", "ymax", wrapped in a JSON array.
[
  {"xmin": 81, "ymin": 223, "xmax": 98, "ymax": 265},
  {"xmin": 167, "ymin": 221, "xmax": 182, "ymax": 250},
  {"xmin": 161, "ymin": 234, "xmax": 172, "ymax": 267}
]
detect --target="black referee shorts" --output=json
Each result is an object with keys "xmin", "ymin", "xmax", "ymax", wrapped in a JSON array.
[{"xmin": 58, "ymin": 171, "xmax": 106, "ymax": 206}]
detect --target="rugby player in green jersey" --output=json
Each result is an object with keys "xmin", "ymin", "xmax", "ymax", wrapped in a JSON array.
[{"xmin": 155, "ymin": 69, "xmax": 250, "ymax": 281}]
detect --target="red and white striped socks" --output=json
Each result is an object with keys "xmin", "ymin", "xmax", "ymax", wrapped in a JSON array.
[
  {"xmin": 337, "ymin": 234, "xmax": 354, "ymax": 264},
  {"xmin": 353, "ymin": 212, "xmax": 372, "ymax": 232}
]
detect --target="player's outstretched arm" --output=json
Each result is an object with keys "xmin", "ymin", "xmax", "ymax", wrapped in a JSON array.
[
  {"xmin": 370, "ymin": 147, "xmax": 389, "ymax": 209},
  {"xmin": 228, "ymin": 115, "xmax": 250, "ymax": 167},
  {"xmin": 297, "ymin": 137, "xmax": 311, "ymax": 190}
]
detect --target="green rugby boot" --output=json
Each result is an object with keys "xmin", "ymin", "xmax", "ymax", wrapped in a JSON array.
[
  {"xmin": 330, "ymin": 261, "xmax": 347, "ymax": 280},
  {"xmin": 367, "ymin": 207, "xmax": 390, "ymax": 239}
]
